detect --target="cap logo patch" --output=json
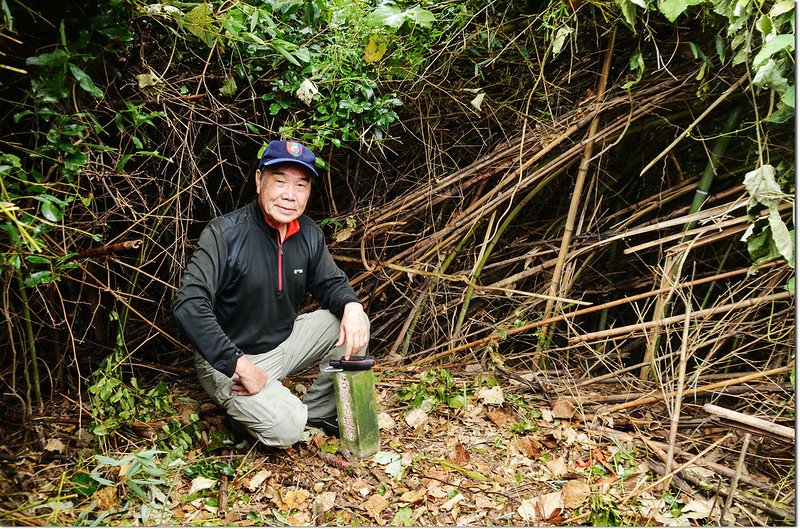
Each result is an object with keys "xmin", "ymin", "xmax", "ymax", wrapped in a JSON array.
[{"xmin": 287, "ymin": 141, "xmax": 302, "ymax": 157}]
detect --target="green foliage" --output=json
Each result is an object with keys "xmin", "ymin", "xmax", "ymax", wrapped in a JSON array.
[
  {"xmin": 397, "ymin": 368, "xmax": 469, "ymax": 409},
  {"xmin": 135, "ymin": 0, "xmax": 447, "ymax": 150},
  {"xmin": 614, "ymin": 0, "xmax": 795, "ymax": 119},
  {"xmin": 589, "ymin": 494, "xmax": 625, "ymax": 526},
  {"xmin": 73, "ymin": 450, "xmax": 176, "ymax": 525},
  {"xmin": 87, "ymin": 350, "xmax": 201, "ymax": 451},
  {"xmin": 741, "ymin": 163, "xmax": 794, "ymax": 272},
  {"xmin": 183, "ymin": 459, "xmax": 237, "ymax": 480}
]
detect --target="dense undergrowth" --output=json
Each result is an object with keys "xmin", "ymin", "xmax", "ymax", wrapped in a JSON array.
[{"xmin": 0, "ymin": 0, "xmax": 794, "ymax": 525}]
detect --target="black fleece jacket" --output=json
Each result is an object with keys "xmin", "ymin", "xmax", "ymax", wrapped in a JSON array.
[{"xmin": 173, "ymin": 201, "xmax": 361, "ymax": 377}]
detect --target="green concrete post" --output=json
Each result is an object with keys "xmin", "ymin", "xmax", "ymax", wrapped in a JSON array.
[{"xmin": 333, "ymin": 369, "xmax": 380, "ymax": 459}]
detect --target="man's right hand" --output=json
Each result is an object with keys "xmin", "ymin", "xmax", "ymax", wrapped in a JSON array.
[{"xmin": 231, "ymin": 355, "xmax": 267, "ymax": 396}]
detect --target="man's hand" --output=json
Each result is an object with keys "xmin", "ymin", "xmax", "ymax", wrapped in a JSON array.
[
  {"xmin": 336, "ymin": 302, "xmax": 369, "ymax": 359},
  {"xmin": 231, "ymin": 355, "xmax": 267, "ymax": 396}
]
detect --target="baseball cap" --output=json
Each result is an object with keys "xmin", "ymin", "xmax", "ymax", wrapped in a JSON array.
[{"xmin": 258, "ymin": 140, "xmax": 318, "ymax": 178}]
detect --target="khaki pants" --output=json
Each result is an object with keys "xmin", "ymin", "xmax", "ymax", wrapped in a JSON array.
[{"xmin": 195, "ymin": 309, "xmax": 369, "ymax": 447}]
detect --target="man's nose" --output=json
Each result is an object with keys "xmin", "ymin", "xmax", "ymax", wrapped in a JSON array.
[{"xmin": 281, "ymin": 186, "xmax": 297, "ymax": 200}]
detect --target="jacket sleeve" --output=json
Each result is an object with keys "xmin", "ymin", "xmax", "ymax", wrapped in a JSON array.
[
  {"xmin": 307, "ymin": 228, "xmax": 362, "ymax": 318},
  {"xmin": 172, "ymin": 222, "xmax": 244, "ymax": 377}
]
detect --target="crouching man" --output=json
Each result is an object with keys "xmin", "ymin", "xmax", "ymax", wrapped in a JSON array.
[{"xmin": 173, "ymin": 140, "xmax": 369, "ymax": 446}]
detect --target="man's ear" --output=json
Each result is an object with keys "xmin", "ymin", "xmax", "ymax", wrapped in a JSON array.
[{"xmin": 254, "ymin": 168, "xmax": 263, "ymax": 192}]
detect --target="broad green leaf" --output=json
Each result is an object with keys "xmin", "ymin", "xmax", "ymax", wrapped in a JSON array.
[
  {"xmin": 219, "ymin": 75, "xmax": 237, "ymax": 97},
  {"xmin": 447, "ymin": 394, "xmax": 467, "ymax": 409},
  {"xmin": 26, "ymin": 48, "xmax": 70, "ymax": 67},
  {"xmin": 271, "ymin": 42, "xmax": 301, "ymax": 66},
  {"xmin": 68, "ymin": 63, "xmax": 103, "ymax": 98},
  {"xmin": 364, "ymin": 35, "xmax": 388, "ymax": 63},
  {"xmin": 25, "ymin": 255, "xmax": 51, "ymax": 265},
  {"xmin": 183, "ymin": 2, "xmax": 216, "ymax": 45},
  {"xmin": 769, "ymin": 0, "xmax": 795, "ymax": 18},
  {"xmin": 752, "ymin": 34, "xmax": 794, "ymax": 68},
  {"xmin": 71, "ymin": 472, "xmax": 101, "ymax": 496},
  {"xmin": 781, "ymin": 86, "xmax": 795, "ymax": 108},
  {"xmin": 658, "ymin": 0, "xmax": 706, "ymax": 22},
  {"xmin": 40, "ymin": 201, "xmax": 62, "ymax": 222},
  {"xmin": 622, "ymin": 47, "xmax": 645, "ymax": 89},
  {"xmin": 768, "ymin": 208, "xmax": 794, "ymax": 265},
  {"xmin": 615, "ymin": 0, "xmax": 638, "ymax": 27},
  {"xmin": 367, "ymin": 5, "xmax": 435, "ymax": 30},
  {"xmin": 752, "ymin": 59, "xmax": 789, "ymax": 92},
  {"xmin": 24, "ymin": 270, "xmax": 58, "ymax": 287}
]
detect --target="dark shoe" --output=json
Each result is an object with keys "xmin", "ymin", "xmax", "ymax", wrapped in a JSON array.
[
  {"xmin": 226, "ymin": 416, "xmax": 253, "ymax": 441},
  {"xmin": 307, "ymin": 416, "xmax": 339, "ymax": 437}
]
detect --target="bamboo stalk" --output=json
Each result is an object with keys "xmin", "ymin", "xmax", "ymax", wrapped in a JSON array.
[
  {"xmin": 703, "ymin": 403, "xmax": 794, "ymax": 440},
  {"xmin": 410, "ymin": 262, "xmax": 779, "ymax": 365},
  {"xmin": 595, "ymin": 425, "xmax": 774, "ymax": 491},
  {"xmin": 663, "ymin": 301, "xmax": 692, "ymax": 490},
  {"xmin": 570, "ymin": 290, "xmax": 792, "ymax": 344},
  {"xmin": 604, "ymin": 364, "xmax": 794, "ymax": 413},
  {"xmin": 539, "ymin": 27, "xmax": 617, "ymax": 359},
  {"xmin": 721, "ymin": 433, "xmax": 752, "ymax": 522}
]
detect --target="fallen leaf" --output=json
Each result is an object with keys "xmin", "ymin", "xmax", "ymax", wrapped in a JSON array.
[
  {"xmin": 246, "ymin": 469, "xmax": 271, "ymax": 492},
  {"xmin": 537, "ymin": 491, "xmax": 564, "ymax": 521},
  {"xmin": 518, "ymin": 498, "xmax": 537, "ymax": 522},
  {"xmin": 682, "ymin": 498, "xmax": 715, "ymax": 519},
  {"xmin": 551, "ymin": 399, "xmax": 575, "ymax": 419},
  {"xmin": 361, "ymin": 493, "xmax": 389, "ymax": 519},
  {"xmin": 426, "ymin": 484, "xmax": 448, "ymax": 499},
  {"xmin": 399, "ymin": 489, "xmax": 427, "ymax": 505},
  {"xmin": 314, "ymin": 491, "xmax": 337, "ymax": 513},
  {"xmin": 392, "ymin": 506, "xmax": 414, "ymax": 526},
  {"xmin": 283, "ymin": 487, "xmax": 310, "ymax": 510},
  {"xmin": 378, "ymin": 412, "xmax": 396, "ymax": 430},
  {"xmin": 545, "ymin": 455, "xmax": 568, "ymax": 479},
  {"xmin": 44, "ymin": 438, "xmax": 66, "ymax": 453},
  {"xmin": 475, "ymin": 496, "xmax": 495, "ymax": 509},
  {"xmin": 334, "ymin": 225, "xmax": 354, "ymax": 242},
  {"xmin": 512, "ymin": 436, "xmax": 542, "ymax": 458},
  {"xmin": 405, "ymin": 408, "xmax": 428, "ymax": 429},
  {"xmin": 457, "ymin": 510, "xmax": 486, "ymax": 525},
  {"xmin": 541, "ymin": 408, "xmax": 554, "ymax": 423},
  {"xmin": 94, "ymin": 486, "xmax": 117, "ymax": 510},
  {"xmin": 561, "ymin": 479, "xmax": 591, "ymax": 509},
  {"xmin": 477, "ymin": 386, "xmax": 504, "ymax": 405},
  {"xmin": 448, "ymin": 442, "xmax": 471, "ymax": 465},
  {"xmin": 486, "ymin": 409, "xmax": 514, "ymax": 427},
  {"xmin": 287, "ymin": 511, "xmax": 310, "ymax": 525},
  {"xmin": 189, "ymin": 476, "xmax": 217, "ymax": 494},
  {"xmin": 442, "ymin": 492, "xmax": 463, "ymax": 511}
]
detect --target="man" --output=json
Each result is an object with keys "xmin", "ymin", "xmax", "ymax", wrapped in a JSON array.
[{"xmin": 173, "ymin": 139, "xmax": 369, "ymax": 447}]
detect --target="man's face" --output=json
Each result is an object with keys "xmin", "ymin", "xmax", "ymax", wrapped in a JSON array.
[{"xmin": 255, "ymin": 164, "xmax": 311, "ymax": 229}]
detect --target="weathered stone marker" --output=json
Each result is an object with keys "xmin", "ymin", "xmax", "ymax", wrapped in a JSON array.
[{"xmin": 330, "ymin": 356, "xmax": 380, "ymax": 459}]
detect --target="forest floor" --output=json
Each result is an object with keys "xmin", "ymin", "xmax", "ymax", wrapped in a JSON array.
[{"xmin": 0, "ymin": 361, "xmax": 794, "ymax": 526}]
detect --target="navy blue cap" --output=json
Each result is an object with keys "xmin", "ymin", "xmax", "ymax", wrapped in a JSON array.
[{"xmin": 258, "ymin": 140, "xmax": 318, "ymax": 178}]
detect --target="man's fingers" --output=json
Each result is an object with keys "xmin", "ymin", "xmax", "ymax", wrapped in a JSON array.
[{"xmin": 335, "ymin": 326, "xmax": 345, "ymax": 348}]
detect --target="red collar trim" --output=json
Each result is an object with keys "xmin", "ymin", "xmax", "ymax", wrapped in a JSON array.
[{"xmin": 264, "ymin": 214, "xmax": 300, "ymax": 240}]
